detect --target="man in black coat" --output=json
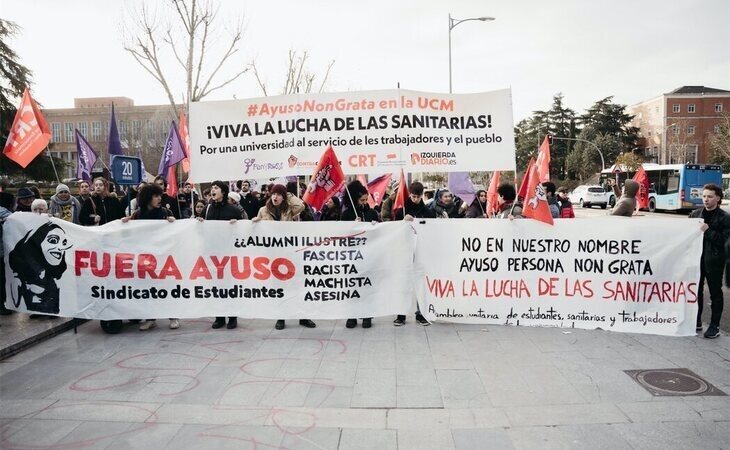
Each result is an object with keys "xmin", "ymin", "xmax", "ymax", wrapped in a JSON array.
[{"xmin": 689, "ymin": 183, "xmax": 730, "ymax": 339}]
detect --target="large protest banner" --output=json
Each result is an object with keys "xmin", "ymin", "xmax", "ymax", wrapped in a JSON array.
[
  {"xmin": 188, "ymin": 89, "xmax": 515, "ymax": 182},
  {"xmin": 413, "ymin": 219, "xmax": 703, "ymax": 336},
  {"xmin": 2, "ymin": 214, "xmax": 414, "ymax": 320}
]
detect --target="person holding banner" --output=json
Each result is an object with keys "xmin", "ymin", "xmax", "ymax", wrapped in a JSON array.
[
  {"xmin": 121, "ymin": 183, "xmax": 179, "ymax": 330},
  {"xmin": 341, "ymin": 180, "xmax": 379, "ymax": 329},
  {"xmin": 319, "ymin": 197, "xmax": 342, "ymax": 221},
  {"xmin": 14, "ymin": 187, "xmax": 35, "ymax": 212},
  {"xmin": 200, "ymin": 180, "xmax": 242, "ymax": 330},
  {"xmin": 495, "ymin": 184, "xmax": 523, "ymax": 219},
  {"xmin": 252, "ymin": 184, "xmax": 316, "ymax": 330},
  {"xmin": 49, "ymin": 184, "xmax": 81, "ymax": 224},
  {"xmin": 394, "ymin": 181, "xmax": 435, "ymax": 326},
  {"xmin": 79, "ymin": 178, "xmax": 124, "ymax": 226},
  {"xmin": 466, "ymin": 190, "xmax": 488, "ymax": 218},
  {"xmin": 432, "ymin": 189, "xmax": 467, "ymax": 219},
  {"xmin": 153, "ymin": 176, "xmax": 182, "ymax": 219},
  {"xmin": 690, "ymin": 183, "xmax": 730, "ymax": 339},
  {"xmin": 76, "ymin": 181, "xmax": 91, "ymax": 206}
]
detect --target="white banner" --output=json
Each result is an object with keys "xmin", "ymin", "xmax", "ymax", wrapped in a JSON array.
[
  {"xmin": 188, "ymin": 88, "xmax": 516, "ymax": 182},
  {"xmin": 3, "ymin": 214, "xmax": 414, "ymax": 320},
  {"xmin": 413, "ymin": 219, "xmax": 703, "ymax": 336}
]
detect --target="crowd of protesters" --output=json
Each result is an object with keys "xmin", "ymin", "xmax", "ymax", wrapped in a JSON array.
[{"xmin": 0, "ymin": 175, "xmax": 727, "ymax": 339}]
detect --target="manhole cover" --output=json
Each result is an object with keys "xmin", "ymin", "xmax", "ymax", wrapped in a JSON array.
[{"xmin": 625, "ymin": 368, "xmax": 726, "ymax": 397}]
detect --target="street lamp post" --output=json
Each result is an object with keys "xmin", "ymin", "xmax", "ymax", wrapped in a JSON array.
[{"xmin": 448, "ymin": 14, "xmax": 495, "ymax": 93}]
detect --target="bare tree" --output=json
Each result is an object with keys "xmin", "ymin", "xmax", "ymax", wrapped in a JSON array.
[
  {"xmin": 666, "ymin": 119, "xmax": 696, "ymax": 163},
  {"xmin": 123, "ymin": 0, "xmax": 247, "ymax": 114},
  {"xmin": 250, "ymin": 50, "xmax": 334, "ymax": 96},
  {"xmin": 707, "ymin": 112, "xmax": 730, "ymax": 164}
]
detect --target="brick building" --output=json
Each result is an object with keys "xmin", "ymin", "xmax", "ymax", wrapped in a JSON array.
[
  {"xmin": 43, "ymin": 97, "xmax": 178, "ymax": 179},
  {"xmin": 628, "ymin": 86, "xmax": 730, "ymax": 164}
]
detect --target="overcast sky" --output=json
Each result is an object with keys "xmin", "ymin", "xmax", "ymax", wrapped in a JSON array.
[{"xmin": 2, "ymin": 0, "xmax": 728, "ymax": 120}]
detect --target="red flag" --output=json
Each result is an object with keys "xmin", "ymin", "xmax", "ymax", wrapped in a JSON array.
[
  {"xmin": 633, "ymin": 166, "xmax": 650, "ymax": 210},
  {"xmin": 166, "ymin": 165, "xmax": 178, "ymax": 197},
  {"xmin": 367, "ymin": 173, "xmax": 392, "ymax": 207},
  {"xmin": 179, "ymin": 110, "xmax": 190, "ymax": 173},
  {"xmin": 392, "ymin": 169, "xmax": 409, "ymax": 219},
  {"xmin": 302, "ymin": 146, "xmax": 346, "ymax": 210},
  {"xmin": 536, "ymin": 136, "xmax": 551, "ymax": 182},
  {"xmin": 518, "ymin": 158, "xmax": 535, "ymax": 200},
  {"xmin": 3, "ymin": 88, "xmax": 51, "ymax": 168},
  {"xmin": 486, "ymin": 171, "xmax": 501, "ymax": 217},
  {"xmin": 522, "ymin": 163, "xmax": 554, "ymax": 225}
]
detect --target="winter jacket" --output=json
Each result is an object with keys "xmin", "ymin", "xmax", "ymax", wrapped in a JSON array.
[
  {"xmin": 132, "ymin": 207, "xmax": 174, "ymax": 221},
  {"xmin": 394, "ymin": 198, "xmax": 437, "ymax": 220},
  {"xmin": 239, "ymin": 191, "xmax": 261, "ymax": 220},
  {"xmin": 256, "ymin": 193, "xmax": 305, "ymax": 222},
  {"xmin": 610, "ymin": 180, "xmax": 639, "ymax": 217},
  {"xmin": 79, "ymin": 195, "xmax": 124, "ymax": 226},
  {"xmin": 49, "ymin": 194, "xmax": 82, "ymax": 224},
  {"xmin": 342, "ymin": 204, "xmax": 380, "ymax": 222},
  {"xmin": 558, "ymin": 198, "xmax": 575, "ymax": 218},
  {"xmin": 161, "ymin": 194, "xmax": 181, "ymax": 219},
  {"xmin": 547, "ymin": 196, "xmax": 560, "ymax": 218},
  {"xmin": 380, "ymin": 195, "xmax": 395, "ymax": 221},
  {"xmin": 432, "ymin": 197, "xmax": 466, "ymax": 218},
  {"xmin": 0, "ymin": 207, "xmax": 11, "ymax": 258},
  {"xmin": 496, "ymin": 201, "xmax": 523, "ymax": 219},
  {"xmin": 466, "ymin": 201, "xmax": 488, "ymax": 218},
  {"xmin": 204, "ymin": 200, "xmax": 243, "ymax": 221},
  {"xmin": 689, "ymin": 206, "xmax": 730, "ymax": 265}
]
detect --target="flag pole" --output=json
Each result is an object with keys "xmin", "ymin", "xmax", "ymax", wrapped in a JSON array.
[
  {"xmin": 345, "ymin": 186, "xmax": 359, "ymax": 219},
  {"xmin": 45, "ymin": 147, "xmax": 60, "ymax": 183}
]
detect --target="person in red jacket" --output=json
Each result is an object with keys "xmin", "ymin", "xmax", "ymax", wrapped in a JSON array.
[{"xmin": 557, "ymin": 187, "xmax": 575, "ymax": 218}]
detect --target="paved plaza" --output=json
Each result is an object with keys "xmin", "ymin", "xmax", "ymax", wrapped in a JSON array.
[{"xmin": 1, "ymin": 315, "xmax": 729, "ymax": 450}]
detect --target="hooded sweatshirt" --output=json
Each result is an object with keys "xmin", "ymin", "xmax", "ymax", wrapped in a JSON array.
[
  {"xmin": 610, "ymin": 180, "xmax": 639, "ymax": 217},
  {"xmin": 49, "ymin": 193, "xmax": 82, "ymax": 224}
]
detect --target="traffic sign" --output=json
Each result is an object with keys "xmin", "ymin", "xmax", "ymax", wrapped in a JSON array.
[{"xmin": 110, "ymin": 155, "xmax": 142, "ymax": 185}]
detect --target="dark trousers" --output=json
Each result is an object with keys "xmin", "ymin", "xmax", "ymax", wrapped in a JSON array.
[{"xmin": 698, "ymin": 259, "xmax": 724, "ymax": 327}]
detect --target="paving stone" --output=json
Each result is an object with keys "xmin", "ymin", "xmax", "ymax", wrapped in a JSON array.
[
  {"xmin": 452, "ymin": 428, "xmax": 515, "ymax": 450},
  {"xmin": 339, "ymin": 428, "xmax": 397, "ymax": 450}
]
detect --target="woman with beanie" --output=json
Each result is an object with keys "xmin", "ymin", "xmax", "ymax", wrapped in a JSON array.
[
  {"xmin": 49, "ymin": 184, "xmax": 82, "ymax": 224},
  {"xmin": 200, "ymin": 180, "xmax": 242, "ymax": 329},
  {"xmin": 253, "ymin": 184, "xmax": 315, "ymax": 330}
]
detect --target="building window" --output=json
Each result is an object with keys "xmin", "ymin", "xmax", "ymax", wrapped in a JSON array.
[
  {"xmin": 160, "ymin": 120, "xmax": 168, "ymax": 141},
  {"xmin": 687, "ymin": 104, "xmax": 695, "ymax": 113},
  {"xmin": 715, "ymin": 125, "xmax": 721, "ymax": 134},
  {"xmin": 716, "ymin": 103, "xmax": 724, "ymax": 113},
  {"xmin": 78, "ymin": 122, "xmax": 88, "ymax": 137},
  {"xmin": 119, "ymin": 121, "xmax": 127, "ymax": 141},
  {"xmin": 65, "ymin": 123, "xmax": 74, "ymax": 143},
  {"xmin": 672, "ymin": 125, "xmax": 679, "ymax": 135},
  {"xmin": 51, "ymin": 123, "xmax": 61, "ymax": 143},
  {"xmin": 687, "ymin": 125, "xmax": 695, "ymax": 135},
  {"xmin": 92, "ymin": 121, "xmax": 102, "ymax": 142},
  {"xmin": 686, "ymin": 145, "xmax": 698, "ymax": 164},
  {"xmin": 146, "ymin": 121, "xmax": 156, "ymax": 139},
  {"xmin": 132, "ymin": 120, "xmax": 142, "ymax": 141},
  {"xmin": 672, "ymin": 104, "xmax": 680, "ymax": 113}
]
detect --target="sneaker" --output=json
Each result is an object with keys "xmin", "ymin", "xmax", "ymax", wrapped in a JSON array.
[
  {"xmin": 299, "ymin": 319, "xmax": 316, "ymax": 328},
  {"xmin": 275, "ymin": 320, "xmax": 286, "ymax": 330},
  {"xmin": 169, "ymin": 319, "xmax": 180, "ymax": 329},
  {"xmin": 346, "ymin": 319, "xmax": 357, "ymax": 328},
  {"xmin": 696, "ymin": 320, "xmax": 703, "ymax": 332},
  {"xmin": 704, "ymin": 325, "xmax": 720, "ymax": 339},
  {"xmin": 212, "ymin": 317, "xmax": 226, "ymax": 329},
  {"xmin": 227, "ymin": 317, "xmax": 238, "ymax": 329},
  {"xmin": 362, "ymin": 318, "xmax": 372, "ymax": 329},
  {"xmin": 139, "ymin": 320, "xmax": 156, "ymax": 331},
  {"xmin": 416, "ymin": 314, "xmax": 430, "ymax": 326},
  {"xmin": 393, "ymin": 316, "xmax": 406, "ymax": 326}
]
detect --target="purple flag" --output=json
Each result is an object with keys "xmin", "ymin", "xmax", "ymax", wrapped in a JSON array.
[
  {"xmin": 158, "ymin": 121, "xmax": 186, "ymax": 177},
  {"xmin": 137, "ymin": 146, "xmax": 147, "ymax": 181},
  {"xmin": 75, "ymin": 129, "xmax": 98, "ymax": 182},
  {"xmin": 108, "ymin": 103, "xmax": 123, "ymax": 157},
  {"xmin": 448, "ymin": 172, "xmax": 476, "ymax": 206}
]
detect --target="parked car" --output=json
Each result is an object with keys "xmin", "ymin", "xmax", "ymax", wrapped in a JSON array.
[{"xmin": 569, "ymin": 185, "xmax": 609, "ymax": 209}]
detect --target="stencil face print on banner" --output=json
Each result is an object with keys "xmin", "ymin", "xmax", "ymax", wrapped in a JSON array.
[
  {"xmin": 528, "ymin": 183, "xmax": 547, "ymax": 210},
  {"xmin": 8, "ymin": 222, "xmax": 72, "ymax": 314}
]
